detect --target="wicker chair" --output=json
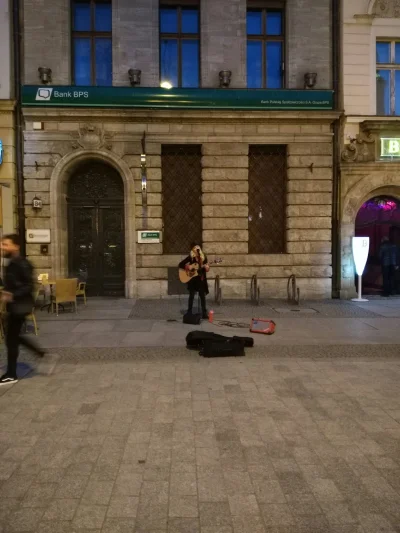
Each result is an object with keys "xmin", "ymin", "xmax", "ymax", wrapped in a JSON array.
[
  {"xmin": 76, "ymin": 282, "xmax": 87, "ymax": 305},
  {"xmin": 52, "ymin": 279, "xmax": 78, "ymax": 316}
]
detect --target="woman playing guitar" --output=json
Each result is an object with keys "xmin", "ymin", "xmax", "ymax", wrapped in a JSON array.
[{"xmin": 178, "ymin": 242, "xmax": 210, "ymax": 319}]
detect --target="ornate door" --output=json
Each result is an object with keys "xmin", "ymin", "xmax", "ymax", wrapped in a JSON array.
[{"xmin": 67, "ymin": 162, "xmax": 125, "ymax": 296}]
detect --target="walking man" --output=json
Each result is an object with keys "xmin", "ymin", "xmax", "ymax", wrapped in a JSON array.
[{"xmin": 0, "ymin": 234, "xmax": 44, "ymax": 385}]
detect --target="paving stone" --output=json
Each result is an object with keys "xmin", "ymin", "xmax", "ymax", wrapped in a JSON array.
[
  {"xmin": 82, "ymin": 479, "xmax": 114, "ymax": 505},
  {"xmin": 167, "ymin": 517, "xmax": 200, "ymax": 533},
  {"xmin": 101, "ymin": 518, "xmax": 136, "ymax": 532},
  {"xmin": 199, "ymin": 502, "xmax": 233, "ymax": 527},
  {"xmin": 169, "ymin": 495, "xmax": 199, "ymax": 518},
  {"xmin": 21, "ymin": 483, "xmax": 57, "ymax": 508},
  {"xmin": 42, "ymin": 498, "xmax": 79, "ymax": 520},
  {"xmin": 5, "ymin": 507, "xmax": 44, "ymax": 531},
  {"xmin": 106, "ymin": 496, "xmax": 139, "ymax": 518},
  {"xmin": 72, "ymin": 504, "xmax": 107, "ymax": 529},
  {"xmin": 55, "ymin": 475, "xmax": 89, "ymax": 498},
  {"xmin": 231, "ymin": 514, "xmax": 266, "ymax": 533},
  {"xmin": 228, "ymin": 495, "xmax": 259, "ymax": 516},
  {"xmin": 259, "ymin": 503, "xmax": 295, "ymax": 526}
]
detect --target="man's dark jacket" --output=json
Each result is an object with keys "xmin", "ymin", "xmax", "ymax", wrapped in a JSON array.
[{"xmin": 4, "ymin": 256, "xmax": 35, "ymax": 316}]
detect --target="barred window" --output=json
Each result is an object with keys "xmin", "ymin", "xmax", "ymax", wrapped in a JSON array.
[
  {"xmin": 162, "ymin": 145, "xmax": 202, "ymax": 254},
  {"xmin": 248, "ymin": 145, "xmax": 287, "ymax": 253}
]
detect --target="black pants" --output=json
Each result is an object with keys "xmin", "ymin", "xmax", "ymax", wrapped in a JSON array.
[
  {"xmin": 382, "ymin": 265, "xmax": 394, "ymax": 297},
  {"xmin": 6, "ymin": 314, "xmax": 42, "ymax": 378},
  {"xmin": 188, "ymin": 289, "xmax": 207, "ymax": 315}
]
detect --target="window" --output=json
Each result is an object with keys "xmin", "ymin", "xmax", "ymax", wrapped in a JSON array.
[
  {"xmin": 72, "ymin": 0, "xmax": 112, "ymax": 86},
  {"xmin": 160, "ymin": 2, "xmax": 200, "ymax": 88},
  {"xmin": 162, "ymin": 145, "xmax": 202, "ymax": 254},
  {"xmin": 247, "ymin": 4, "xmax": 284, "ymax": 88},
  {"xmin": 376, "ymin": 40, "xmax": 400, "ymax": 115},
  {"xmin": 248, "ymin": 145, "xmax": 286, "ymax": 254}
]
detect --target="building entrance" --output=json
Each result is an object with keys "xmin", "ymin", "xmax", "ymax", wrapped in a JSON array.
[
  {"xmin": 67, "ymin": 161, "xmax": 125, "ymax": 296},
  {"xmin": 355, "ymin": 196, "xmax": 400, "ymax": 295}
]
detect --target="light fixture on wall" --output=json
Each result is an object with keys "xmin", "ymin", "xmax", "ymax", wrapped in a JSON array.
[
  {"xmin": 219, "ymin": 70, "xmax": 232, "ymax": 88},
  {"xmin": 304, "ymin": 72, "xmax": 317, "ymax": 89},
  {"xmin": 160, "ymin": 81, "xmax": 173, "ymax": 89},
  {"xmin": 32, "ymin": 195, "xmax": 43, "ymax": 210},
  {"xmin": 128, "ymin": 69, "xmax": 141, "ymax": 86},
  {"xmin": 38, "ymin": 67, "xmax": 52, "ymax": 84}
]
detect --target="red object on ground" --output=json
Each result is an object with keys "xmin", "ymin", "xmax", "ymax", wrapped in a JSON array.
[
  {"xmin": 208, "ymin": 310, "xmax": 214, "ymax": 323},
  {"xmin": 250, "ymin": 318, "xmax": 276, "ymax": 335}
]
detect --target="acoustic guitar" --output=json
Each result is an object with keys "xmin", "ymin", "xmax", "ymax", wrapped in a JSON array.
[{"xmin": 179, "ymin": 258, "xmax": 223, "ymax": 284}]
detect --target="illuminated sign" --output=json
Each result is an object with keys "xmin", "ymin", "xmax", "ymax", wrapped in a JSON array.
[
  {"xmin": 0, "ymin": 140, "xmax": 3, "ymax": 165},
  {"xmin": 352, "ymin": 237, "xmax": 370, "ymax": 302},
  {"xmin": 381, "ymin": 138, "xmax": 400, "ymax": 158}
]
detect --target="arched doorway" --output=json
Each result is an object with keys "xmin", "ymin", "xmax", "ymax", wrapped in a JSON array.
[
  {"xmin": 67, "ymin": 161, "xmax": 125, "ymax": 296},
  {"xmin": 355, "ymin": 195, "xmax": 400, "ymax": 295}
]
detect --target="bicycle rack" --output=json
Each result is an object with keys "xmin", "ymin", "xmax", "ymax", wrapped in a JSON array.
[
  {"xmin": 214, "ymin": 275, "xmax": 222, "ymax": 306},
  {"xmin": 287, "ymin": 274, "xmax": 300, "ymax": 305},
  {"xmin": 250, "ymin": 274, "xmax": 260, "ymax": 306}
]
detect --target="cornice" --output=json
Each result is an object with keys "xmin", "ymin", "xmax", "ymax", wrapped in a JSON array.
[{"xmin": 22, "ymin": 107, "xmax": 341, "ymax": 124}]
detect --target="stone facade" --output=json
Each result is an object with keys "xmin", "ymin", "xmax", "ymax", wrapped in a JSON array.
[
  {"xmin": 23, "ymin": 0, "xmax": 333, "ymax": 90},
  {"xmin": 340, "ymin": 1, "xmax": 400, "ymax": 298},
  {"xmin": 21, "ymin": 0, "xmax": 336, "ymax": 299},
  {"xmin": 0, "ymin": 0, "xmax": 16, "ymax": 235},
  {"xmin": 22, "ymin": 108, "xmax": 336, "ymax": 299}
]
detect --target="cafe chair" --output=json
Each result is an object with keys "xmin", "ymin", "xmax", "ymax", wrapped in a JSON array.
[
  {"xmin": 52, "ymin": 278, "xmax": 78, "ymax": 316},
  {"xmin": 25, "ymin": 288, "xmax": 41, "ymax": 336},
  {"xmin": 76, "ymin": 281, "xmax": 87, "ymax": 305}
]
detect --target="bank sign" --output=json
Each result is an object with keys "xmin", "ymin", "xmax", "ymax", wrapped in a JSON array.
[
  {"xmin": 381, "ymin": 138, "xmax": 400, "ymax": 158},
  {"xmin": 22, "ymin": 86, "xmax": 334, "ymax": 111}
]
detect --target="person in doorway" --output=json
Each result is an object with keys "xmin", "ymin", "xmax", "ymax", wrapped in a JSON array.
[
  {"xmin": 379, "ymin": 236, "xmax": 397, "ymax": 297},
  {"xmin": 179, "ymin": 242, "xmax": 210, "ymax": 319},
  {"xmin": 0, "ymin": 234, "xmax": 45, "ymax": 385}
]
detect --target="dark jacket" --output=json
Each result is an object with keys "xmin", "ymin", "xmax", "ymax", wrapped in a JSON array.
[
  {"xmin": 379, "ymin": 242, "xmax": 397, "ymax": 267},
  {"xmin": 179, "ymin": 254, "xmax": 209, "ymax": 294},
  {"xmin": 4, "ymin": 255, "xmax": 35, "ymax": 316}
]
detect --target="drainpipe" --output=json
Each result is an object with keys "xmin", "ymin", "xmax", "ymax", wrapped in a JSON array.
[
  {"xmin": 12, "ymin": 0, "xmax": 25, "ymax": 255},
  {"xmin": 331, "ymin": 0, "xmax": 342, "ymax": 298}
]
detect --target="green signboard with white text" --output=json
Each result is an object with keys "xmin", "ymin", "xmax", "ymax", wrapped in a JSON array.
[{"xmin": 22, "ymin": 86, "xmax": 333, "ymax": 111}]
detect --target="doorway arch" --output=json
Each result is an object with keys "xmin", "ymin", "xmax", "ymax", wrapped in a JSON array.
[
  {"xmin": 355, "ymin": 196, "xmax": 400, "ymax": 294},
  {"xmin": 49, "ymin": 149, "xmax": 136, "ymax": 298},
  {"xmin": 341, "ymin": 173, "xmax": 400, "ymax": 298},
  {"xmin": 67, "ymin": 161, "xmax": 125, "ymax": 296}
]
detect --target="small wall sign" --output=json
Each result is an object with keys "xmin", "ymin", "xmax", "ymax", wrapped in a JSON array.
[
  {"xmin": 26, "ymin": 229, "xmax": 51, "ymax": 243},
  {"xmin": 381, "ymin": 138, "xmax": 400, "ymax": 158},
  {"xmin": 0, "ymin": 140, "xmax": 3, "ymax": 165},
  {"xmin": 138, "ymin": 231, "xmax": 161, "ymax": 243}
]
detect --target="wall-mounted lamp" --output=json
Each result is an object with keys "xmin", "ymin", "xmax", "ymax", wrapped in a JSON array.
[
  {"xmin": 304, "ymin": 72, "xmax": 317, "ymax": 89},
  {"xmin": 38, "ymin": 67, "xmax": 52, "ymax": 84},
  {"xmin": 219, "ymin": 70, "xmax": 232, "ymax": 88},
  {"xmin": 128, "ymin": 69, "xmax": 141, "ymax": 86},
  {"xmin": 32, "ymin": 196, "xmax": 43, "ymax": 210}
]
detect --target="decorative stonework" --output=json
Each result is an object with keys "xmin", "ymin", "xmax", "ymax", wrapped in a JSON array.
[
  {"xmin": 372, "ymin": 0, "xmax": 400, "ymax": 17},
  {"xmin": 71, "ymin": 124, "xmax": 113, "ymax": 151},
  {"xmin": 341, "ymin": 132, "xmax": 375, "ymax": 163}
]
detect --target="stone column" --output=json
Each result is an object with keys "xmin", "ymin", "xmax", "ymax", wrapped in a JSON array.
[
  {"xmin": 202, "ymin": 143, "xmax": 249, "ymax": 297},
  {"xmin": 200, "ymin": 0, "xmax": 246, "ymax": 88},
  {"xmin": 113, "ymin": 0, "xmax": 159, "ymax": 87},
  {"xmin": 23, "ymin": 0, "xmax": 70, "ymax": 84}
]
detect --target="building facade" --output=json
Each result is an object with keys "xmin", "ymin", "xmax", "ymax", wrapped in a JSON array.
[
  {"xmin": 0, "ymin": 0, "xmax": 16, "ymax": 239},
  {"xmin": 341, "ymin": 0, "xmax": 400, "ymax": 298},
  {"xmin": 21, "ymin": 0, "xmax": 338, "ymax": 299}
]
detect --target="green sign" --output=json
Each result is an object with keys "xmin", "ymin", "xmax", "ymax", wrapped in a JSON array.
[
  {"xmin": 138, "ymin": 231, "xmax": 161, "ymax": 243},
  {"xmin": 381, "ymin": 138, "xmax": 400, "ymax": 158},
  {"xmin": 22, "ymin": 86, "xmax": 333, "ymax": 110}
]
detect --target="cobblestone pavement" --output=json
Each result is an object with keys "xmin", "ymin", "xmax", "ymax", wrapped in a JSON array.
[
  {"xmin": 30, "ymin": 296, "xmax": 400, "ymax": 348},
  {"xmin": 1, "ymin": 351, "xmax": 400, "ymax": 532}
]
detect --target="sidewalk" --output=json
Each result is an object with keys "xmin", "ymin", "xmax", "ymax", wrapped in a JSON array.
[{"xmin": 24, "ymin": 296, "xmax": 400, "ymax": 350}]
